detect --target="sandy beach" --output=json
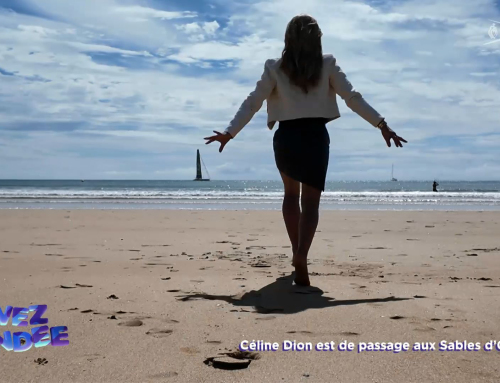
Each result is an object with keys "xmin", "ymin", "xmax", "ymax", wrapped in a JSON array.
[{"xmin": 1, "ymin": 209, "xmax": 500, "ymax": 382}]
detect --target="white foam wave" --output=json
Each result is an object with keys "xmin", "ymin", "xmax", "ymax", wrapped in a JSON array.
[{"xmin": 0, "ymin": 189, "xmax": 499, "ymax": 205}]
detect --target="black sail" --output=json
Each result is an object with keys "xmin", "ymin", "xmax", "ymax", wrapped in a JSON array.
[{"xmin": 196, "ymin": 150, "xmax": 202, "ymax": 180}]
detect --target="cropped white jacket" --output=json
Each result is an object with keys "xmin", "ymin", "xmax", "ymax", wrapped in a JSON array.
[{"xmin": 225, "ymin": 54, "xmax": 384, "ymax": 138}]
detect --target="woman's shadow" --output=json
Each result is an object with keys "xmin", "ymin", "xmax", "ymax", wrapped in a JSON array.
[{"xmin": 176, "ymin": 272, "xmax": 412, "ymax": 314}]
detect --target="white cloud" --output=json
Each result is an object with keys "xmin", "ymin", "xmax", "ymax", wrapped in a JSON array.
[
  {"xmin": 67, "ymin": 42, "xmax": 152, "ymax": 56},
  {"xmin": 18, "ymin": 25, "xmax": 58, "ymax": 36},
  {"xmin": 113, "ymin": 6, "xmax": 196, "ymax": 20},
  {"xmin": 1, "ymin": 0, "xmax": 499, "ymax": 180},
  {"xmin": 176, "ymin": 22, "xmax": 202, "ymax": 34},
  {"xmin": 175, "ymin": 20, "xmax": 220, "ymax": 42},
  {"xmin": 470, "ymin": 71, "xmax": 497, "ymax": 76},
  {"xmin": 202, "ymin": 21, "xmax": 220, "ymax": 35}
]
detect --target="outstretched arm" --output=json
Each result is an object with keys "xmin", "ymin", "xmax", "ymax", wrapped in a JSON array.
[
  {"xmin": 224, "ymin": 59, "xmax": 277, "ymax": 138},
  {"xmin": 329, "ymin": 57, "xmax": 407, "ymax": 147},
  {"xmin": 329, "ymin": 58, "xmax": 384, "ymax": 127}
]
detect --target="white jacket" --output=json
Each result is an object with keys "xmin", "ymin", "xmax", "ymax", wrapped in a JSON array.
[{"xmin": 225, "ymin": 54, "xmax": 384, "ymax": 138}]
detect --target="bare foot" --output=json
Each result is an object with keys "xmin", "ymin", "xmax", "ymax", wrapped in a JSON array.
[{"xmin": 293, "ymin": 258, "xmax": 310, "ymax": 286}]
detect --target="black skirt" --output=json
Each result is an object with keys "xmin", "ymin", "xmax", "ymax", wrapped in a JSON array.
[{"xmin": 273, "ymin": 118, "xmax": 330, "ymax": 192}]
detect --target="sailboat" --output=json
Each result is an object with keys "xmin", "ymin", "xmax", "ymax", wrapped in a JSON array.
[
  {"xmin": 194, "ymin": 149, "xmax": 210, "ymax": 181},
  {"xmin": 391, "ymin": 164, "xmax": 397, "ymax": 182}
]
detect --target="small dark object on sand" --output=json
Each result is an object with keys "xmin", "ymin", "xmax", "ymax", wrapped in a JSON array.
[
  {"xmin": 203, "ymin": 350, "xmax": 259, "ymax": 370},
  {"xmin": 34, "ymin": 358, "xmax": 48, "ymax": 365}
]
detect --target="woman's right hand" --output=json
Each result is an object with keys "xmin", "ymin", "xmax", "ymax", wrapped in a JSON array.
[{"xmin": 380, "ymin": 125, "xmax": 407, "ymax": 148}]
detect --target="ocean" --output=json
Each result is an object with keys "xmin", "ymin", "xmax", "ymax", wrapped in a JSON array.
[{"xmin": 0, "ymin": 180, "xmax": 499, "ymax": 210}]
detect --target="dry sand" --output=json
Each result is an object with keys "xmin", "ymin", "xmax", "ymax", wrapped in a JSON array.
[{"xmin": 1, "ymin": 210, "xmax": 500, "ymax": 382}]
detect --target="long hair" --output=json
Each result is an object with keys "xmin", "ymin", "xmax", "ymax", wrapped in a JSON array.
[{"xmin": 280, "ymin": 15, "xmax": 323, "ymax": 94}]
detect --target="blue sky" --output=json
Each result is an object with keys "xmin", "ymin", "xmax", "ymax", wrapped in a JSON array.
[{"xmin": 0, "ymin": 0, "xmax": 499, "ymax": 180}]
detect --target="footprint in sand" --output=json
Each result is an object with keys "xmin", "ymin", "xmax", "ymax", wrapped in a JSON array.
[
  {"xmin": 250, "ymin": 262, "xmax": 271, "ymax": 268},
  {"xmin": 59, "ymin": 283, "xmax": 93, "ymax": 289},
  {"xmin": 338, "ymin": 331, "xmax": 360, "ymax": 336},
  {"xmin": 145, "ymin": 263, "xmax": 171, "ymax": 266},
  {"xmin": 247, "ymin": 246, "xmax": 266, "ymax": 250},
  {"xmin": 164, "ymin": 319, "xmax": 179, "ymax": 324},
  {"xmin": 146, "ymin": 328, "xmax": 173, "ymax": 338},
  {"xmin": 180, "ymin": 347, "xmax": 200, "ymax": 355},
  {"xmin": 119, "ymin": 319, "xmax": 143, "ymax": 327},
  {"xmin": 31, "ymin": 243, "xmax": 62, "ymax": 246},
  {"xmin": 149, "ymin": 372, "xmax": 178, "ymax": 379}
]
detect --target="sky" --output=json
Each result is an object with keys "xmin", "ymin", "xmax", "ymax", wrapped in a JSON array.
[{"xmin": 0, "ymin": 0, "xmax": 499, "ymax": 181}]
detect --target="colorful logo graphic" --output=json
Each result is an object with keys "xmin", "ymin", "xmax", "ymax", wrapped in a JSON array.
[{"xmin": 0, "ymin": 305, "xmax": 69, "ymax": 352}]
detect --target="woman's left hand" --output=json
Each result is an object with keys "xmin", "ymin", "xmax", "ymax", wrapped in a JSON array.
[
  {"xmin": 380, "ymin": 125, "xmax": 407, "ymax": 148},
  {"xmin": 204, "ymin": 131, "xmax": 232, "ymax": 153}
]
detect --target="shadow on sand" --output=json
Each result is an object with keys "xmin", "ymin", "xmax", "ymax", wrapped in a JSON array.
[{"xmin": 176, "ymin": 272, "xmax": 413, "ymax": 314}]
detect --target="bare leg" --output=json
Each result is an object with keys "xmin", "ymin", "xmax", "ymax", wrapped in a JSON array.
[
  {"xmin": 279, "ymin": 172, "xmax": 301, "ymax": 264},
  {"xmin": 294, "ymin": 183, "xmax": 322, "ymax": 286}
]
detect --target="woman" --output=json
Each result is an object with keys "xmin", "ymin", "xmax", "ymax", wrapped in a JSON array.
[{"xmin": 204, "ymin": 15, "xmax": 407, "ymax": 286}]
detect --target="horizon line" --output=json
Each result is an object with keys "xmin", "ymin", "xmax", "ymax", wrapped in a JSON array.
[{"xmin": 1, "ymin": 179, "xmax": 500, "ymax": 182}]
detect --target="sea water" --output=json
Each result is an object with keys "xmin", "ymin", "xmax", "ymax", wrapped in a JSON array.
[{"xmin": 0, "ymin": 180, "xmax": 499, "ymax": 210}]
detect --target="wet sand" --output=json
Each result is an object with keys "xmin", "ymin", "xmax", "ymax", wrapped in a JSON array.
[{"xmin": 1, "ymin": 210, "xmax": 500, "ymax": 382}]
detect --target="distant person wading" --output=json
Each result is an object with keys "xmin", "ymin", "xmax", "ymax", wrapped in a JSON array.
[
  {"xmin": 204, "ymin": 14, "xmax": 408, "ymax": 286},
  {"xmin": 433, "ymin": 181, "xmax": 439, "ymax": 192}
]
